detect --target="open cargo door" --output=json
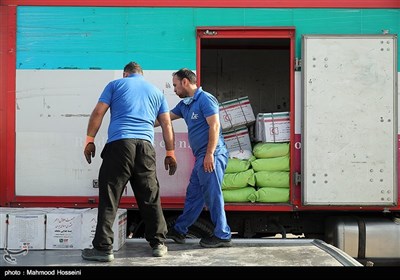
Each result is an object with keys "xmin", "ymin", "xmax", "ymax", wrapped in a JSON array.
[{"xmin": 302, "ymin": 34, "xmax": 398, "ymax": 206}]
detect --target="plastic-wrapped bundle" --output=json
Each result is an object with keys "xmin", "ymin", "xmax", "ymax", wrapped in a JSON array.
[
  {"xmin": 251, "ymin": 155, "xmax": 290, "ymax": 172},
  {"xmin": 248, "ymin": 187, "xmax": 289, "ymax": 203},
  {"xmin": 222, "ymin": 169, "xmax": 255, "ymax": 190},
  {"xmin": 222, "ymin": 187, "xmax": 256, "ymax": 202},
  {"xmin": 225, "ymin": 157, "xmax": 252, "ymax": 173},
  {"xmin": 253, "ymin": 142, "xmax": 289, "ymax": 159},
  {"xmin": 254, "ymin": 171, "xmax": 289, "ymax": 188}
]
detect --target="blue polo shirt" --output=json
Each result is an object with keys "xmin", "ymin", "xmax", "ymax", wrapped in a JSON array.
[
  {"xmin": 171, "ymin": 87, "xmax": 227, "ymax": 157},
  {"xmin": 99, "ymin": 73, "xmax": 169, "ymax": 144}
]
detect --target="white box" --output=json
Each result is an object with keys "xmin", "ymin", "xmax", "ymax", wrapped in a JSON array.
[
  {"xmin": 256, "ymin": 112, "xmax": 290, "ymax": 142},
  {"xmin": 223, "ymin": 126, "xmax": 253, "ymax": 159},
  {"xmin": 0, "ymin": 207, "xmax": 23, "ymax": 249},
  {"xmin": 81, "ymin": 208, "xmax": 127, "ymax": 251},
  {"xmin": 45, "ymin": 208, "xmax": 90, "ymax": 250},
  {"xmin": 219, "ymin": 96, "xmax": 255, "ymax": 131},
  {"xmin": 80, "ymin": 208, "xmax": 97, "ymax": 250},
  {"xmin": 0, "ymin": 213, "xmax": 7, "ymax": 249},
  {"xmin": 7, "ymin": 209, "xmax": 46, "ymax": 250},
  {"xmin": 114, "ymin": 209, "xmax": 128, "ymax": 251},
  {"xmin": 1, "ymin": 207, "xmax": 48, "ymax": 249}
]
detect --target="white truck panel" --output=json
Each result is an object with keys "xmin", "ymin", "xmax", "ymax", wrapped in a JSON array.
[
  {"xmin": 302, "ymin": 35, "xmax": 398, "ymax": 205},
  {"xmin": 15, "ymin": 70, "xmax": 190, "ymax": 197}
]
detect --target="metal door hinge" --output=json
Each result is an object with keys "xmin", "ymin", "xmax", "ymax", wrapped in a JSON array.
[
  {"xmin": 294, "ymin": 172, "xmax": 301, "ymax": 185},
  {"xmin": 295, "ymin": 58, "xmax": 301, "ymax": 71}
]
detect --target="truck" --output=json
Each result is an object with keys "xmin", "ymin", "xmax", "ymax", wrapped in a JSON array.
[{"xmin": 1, "ymin": 0, "xmax": 399, "ymax": 265}]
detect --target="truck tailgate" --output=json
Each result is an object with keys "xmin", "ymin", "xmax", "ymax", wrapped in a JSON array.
[{"xmin": 1, "ymin": 238, "xmax": 362, "ymax": 267}]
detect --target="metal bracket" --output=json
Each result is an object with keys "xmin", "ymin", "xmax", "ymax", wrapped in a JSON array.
[
  {"xmin": 295, "ymin": 58, "xmax": 301, "ymax": 71},
  {"xmin": 294, "ymin": 172, "xmax": 302, "ymax": 186},
  {"xmin": 203, "ymin": 30, "xmax": 217, "ymax": 36},
  {"xmin": 92, "ymin": 179, "xmax": 98, "ymax": 188}
]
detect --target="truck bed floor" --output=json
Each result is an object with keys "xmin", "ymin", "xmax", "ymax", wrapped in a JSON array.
[{"xmin": 1, "ymin": 238, "xmax": 362, "ymax": 267}]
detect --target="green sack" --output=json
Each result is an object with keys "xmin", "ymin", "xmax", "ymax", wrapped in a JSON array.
[
  {"xmin": 251, "ymin": 155, "xmax": 290, "ymax": 172},
  {"xmin": 254, "ymin": 171, "xmax": 289, "ymax": 188},
  {"xmin": 248, "ymin": 187, "xmax": 289, "ymax": 203},
  {"xmin": 253, "ymin": 142, "xmax": 289, "ymax": 159},
  {"xmin": 223, "ymin": 187, "xmax": 256, "ymax": 202},
  {"xmin": 222, "ymin": 169, "xmax": 255, "ymax": 190},
  {"xmin": 225, "ymin": 158, "xmax": 251, "ymax": 173}
]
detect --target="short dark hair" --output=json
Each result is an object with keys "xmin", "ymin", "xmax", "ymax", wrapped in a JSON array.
[
  {"xmin": 173, "ymin": 68, "xmax": 196, "ymax": 84},
  {"xmin": 124, "ymin": 61, "xmax": 143, "ymax": 74}
]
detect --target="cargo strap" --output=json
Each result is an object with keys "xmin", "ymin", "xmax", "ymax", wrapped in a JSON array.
[
  {"xmin": 220, "ymin": 103, "xmax": 235, "ymax": 130},
  {"xmin": 356, "ymin": 217, "xmax": 366, "ymax": 259},
  {"xmin": 270, "ymin": 113, "xmax": 276, "ymax": 142}
]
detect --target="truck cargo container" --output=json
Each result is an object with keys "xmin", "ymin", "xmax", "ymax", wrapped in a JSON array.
[{"xmin": 0, "ymin": 0, "xmax": 399, "ymax": 265}]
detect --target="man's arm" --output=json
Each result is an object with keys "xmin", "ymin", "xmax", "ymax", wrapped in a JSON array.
[
  {"xmin": 203, "ymin": 114, "xmax": 220, "ymax": 172},
  {"xmin": 155, "ymin": 111, "xmax": 180, "ymax": 127},
  {"xmin": 158, "ymin": 112, "xmax": 177, "ymax": 175},
  {"xmin": 157, "ymin": 112, "xmax": 175, "ymax": 151},
  {"xmin": 87, "ymin": 102, "xmax": 109, "ymax": 137},
  {"xmin": 84, "ymin": 102, "xmax": 109, "ymax": 163}
]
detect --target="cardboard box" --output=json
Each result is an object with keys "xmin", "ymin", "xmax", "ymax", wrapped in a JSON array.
[
  {"xmin": 223, "ymin": 126, "xmax": 253, "ymax": 159},
  {"xmin": 114, "ymin": 209, "xmax": 128, "ymax": 251},
  {"xmin": 219, "ymin": 96, "xmax": 255, "ymax": 131},
  {"xmin": 81, "ymin": 208, "xmax": 127, "ymax": 251},
  {"xmin": 0, "ymin": 212, "xmax": 7, "ymax": 249},
  {"xmin": 7, "ymin": 209, "xmax": 47, "ymax": 250},
  {"xmin": 45, "ymin": 208, "xmax": 90, "ymax": 250},
  {"xmin": 1, "ymin": 207, "xmax": 56, "ymax": 249},
  {"xmin": 0, "ymin": 208, "xmax": 22, "ymax": 249},
  {"xmin": 255, "ymin": 112, "xmax": 290, "ymax": 143}
]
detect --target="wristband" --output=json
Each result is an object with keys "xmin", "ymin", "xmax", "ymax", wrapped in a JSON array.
[
  {"xmin": 166, "ymin": 150, "xmax": 175, "ymax": 159},
  {"xmin": 85, "ymin": 136, "xmax": 95, "ymax": 146}
]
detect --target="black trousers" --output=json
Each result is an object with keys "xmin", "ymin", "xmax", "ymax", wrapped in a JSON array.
[{"xmin": 93, "ymin": 138, "xmax": 167, "ymax": 251}]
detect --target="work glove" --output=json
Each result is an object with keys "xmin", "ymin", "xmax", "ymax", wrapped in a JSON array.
[
  {"xmin": 164, "ymin": 156, "xmax": 177, "ymax": 176},
  {"xmin": 84, "ymin": 142, "xmax": 96, "ymax": 164}
]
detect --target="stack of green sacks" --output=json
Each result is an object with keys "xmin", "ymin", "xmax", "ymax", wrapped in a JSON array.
[
  {"xmin": 248, "ymin": 142, "xmax": 290, "ymax": 203},
  {"xmin": 222, "ymin": 157, "xmax": 256, "ymax": 202}
]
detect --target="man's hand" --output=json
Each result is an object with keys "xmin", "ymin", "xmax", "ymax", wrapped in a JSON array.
[
  {"xmin": 164, "ymin": 156, "xmax": 177, "ymax": 175},
  {"xmin": 84, "ymin": 143, "xmax": 96, "ymax": 164}
]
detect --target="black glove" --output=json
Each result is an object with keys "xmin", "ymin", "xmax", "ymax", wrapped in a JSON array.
[
  {"xmin": 84, "ymin": 142, "xmax": 96, "ymax": 164},
  {"xmin": 164, "ymin": 156, "xmax": 177, "ymax": 175}
]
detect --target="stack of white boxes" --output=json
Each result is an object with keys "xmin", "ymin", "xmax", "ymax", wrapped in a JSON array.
[
  {"xmin": 80, "ymin": 208, "xmax": 127, "ymax": 251},
  {"xmin": 222, "ymin": 126, "xmax": 253, "ymax": 159},
  {"xmin": 6, "ymin": 208, "xmax": 48, "ymax": 250},
  {"xmin": 45, "ymin": 208, "xmax": 90, "ymax": 250},
  {"xmin": 219, "ymin": 96, "xmax": 255, "ymax": 131},
  {"xmin": 0, "ymin": 210, "xmax": 7, "ymax": 249},
  {"xmin": 0, "ymin": 207, "xmax": 24, "ymax": 249},
  {"xmin": 255, "ymin": 112, "xmax": 290, "ymax": 143},
  {"xmin": 1, "ymin": 207, "xmax": 127, "ymax": 251},
  {"xmin": 219, "ymin": 96, "xmax": 255, "ymax": 159}
]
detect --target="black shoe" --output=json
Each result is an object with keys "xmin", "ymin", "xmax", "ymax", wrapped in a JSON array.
[
  {"xmin": 199, "ymin": 235, "xmax": 232, "ymax": 248},
  {"xmin": 166, "ymin": 227, "xmax": 186, "ymax": 244},
  {"xmin": 81, "ymin": 248, "xmax": 114, "ymax": 262}
]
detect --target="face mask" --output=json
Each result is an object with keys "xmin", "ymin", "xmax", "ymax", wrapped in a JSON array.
[{"xmin": 182, "ymin": 96, "xmax": 193, "ymax": 105}]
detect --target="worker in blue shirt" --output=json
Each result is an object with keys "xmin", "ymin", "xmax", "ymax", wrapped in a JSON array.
[
  {"xmin": 83, "ymin": 61, "xmax": 177, "ymax": 261},
  {"xmin": 159, "ymin": 68, "xmax": 231, "ymax": 248}
]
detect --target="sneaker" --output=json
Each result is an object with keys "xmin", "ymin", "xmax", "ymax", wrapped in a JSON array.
[
  {"xmin": 152, "ymin": 243, "xmax": 168, "ymax": 257},
  {"xmin": 199, "ymin": 235, "xmax": 232, "ymax": 248},
  {"xmin": 166, "ymin": 227, "xmax": 186, "ymax": 244},
  {"xmin": 81, "ymin": 248, "xmax": 114, "ymax": 262}
]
